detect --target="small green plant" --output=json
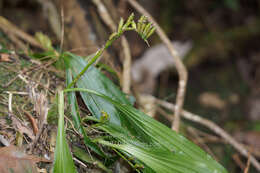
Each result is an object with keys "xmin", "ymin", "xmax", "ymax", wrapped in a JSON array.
[
  {"xmin": 67, "ymin": 13, "xmax": 155, "ymax": 89},
  {"xmin": 51, "ymin": 14, "xmax": 228, "ymax": 173}
]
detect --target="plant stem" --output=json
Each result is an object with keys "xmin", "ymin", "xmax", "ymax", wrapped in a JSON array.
[
  {"xmin": 66, "ymin": 47, "xmax": 104, "ymax": 88},
  {"xmin": 66, "ymin": 31, "xmax": 128, "ymax": 89}
]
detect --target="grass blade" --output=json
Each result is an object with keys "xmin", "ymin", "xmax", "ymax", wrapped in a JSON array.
[{"xmin": 53, "ymin": 91, "xmax": 77, "ymax": 173}]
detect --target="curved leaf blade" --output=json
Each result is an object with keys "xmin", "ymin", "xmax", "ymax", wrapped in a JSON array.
[{"xmin": 64, "ymin": 88, "xmax": 228, "ymax": 173}]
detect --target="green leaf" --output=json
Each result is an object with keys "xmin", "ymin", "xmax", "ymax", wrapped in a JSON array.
[
  {"xmin": 53, "ymin": 91, "xmax": 77, "ymax": 173},
  {"xmin": 96, "ymin": 63, "xmax": 120, "ymax": 82},
  {"xmin": 66, "ymin": 69, "xmax": 105, "ymax": 157},
  {"xmin": 64, "ymin": 88, "xmax": 228, "ymax": 173},
  {"xmin": 97, "ymin": 122, "xmax": 226, "ymax": 173},
  {"xmin": 63, "ymin": 52, "xmax": 130, "ymax": 124},
  {"xmin": 99, "ymin": 140, "xmax": 219, "ymax": 173},
  {"xmin": 62, "ymin": 49, "xmax": 227, "ymax": 172},
  {"xmin": 63, "ymin": 52, "xmax": 152, "ymax": 143},
  {"xmin": 101, "ymin": 95, "xmax": 228, "ymax": 173}
]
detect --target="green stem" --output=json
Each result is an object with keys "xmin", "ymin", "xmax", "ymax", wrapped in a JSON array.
[
  {"xmin": 66, "ymin": 29, "xmax": 131, "ymax": 89},
  {"xmin": 66, "ymin": 47, "xmax": 104, "ymax": 88}
]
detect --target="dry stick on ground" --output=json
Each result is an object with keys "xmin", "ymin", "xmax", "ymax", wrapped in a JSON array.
[
  {"xmin": 60, "ymin": 7, "xmax": 65, "ymax": 52},
  {"xmin": 154, "ymin": 98, "xmax": 260, "ymax": 171},
  {"xmin": 126, "ymin": 0, "xmax": 188, "ymax": 131},
  {"xmin": 23, "ymin": 110, "xmax": 39, "ymax": 135},
  {"xmin": 5, "ymin": 32, "xmax": 28, "ymax": 50},
  {"xmin": 0, "ymin": 16, "xmax": 44, "ymax": 50},
  {"xmin": 92, "ymin": 0, "xmax": 132, "ymax": 94},
  {"xmin": 244, "ymin": 149, "xmax": 252, "ymax": 173}
]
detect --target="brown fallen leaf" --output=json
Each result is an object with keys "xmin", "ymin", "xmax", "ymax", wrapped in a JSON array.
[{"xmin": 0, "ymin": 145, "xmax": 51, "ymax": 173}]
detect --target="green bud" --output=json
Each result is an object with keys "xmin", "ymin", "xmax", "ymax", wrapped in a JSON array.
[
  {"xmin": 123, "ymin": 13, "xmax": 134, "ymax": 29},
  {"xmin": 118, "ymin": 18, "xmax": 124, "ymax": 33},
  {"xmin": 138, "ymin": 15, "xmax": 147, "ymax": 23},
  {"xmin": 137, "ymin": 22, "xmax": 141, "ymax": 33},
  {"xmin": 140, "ymin": 23, "xmax": 146, "ymax": 37},
  {"xmin": 145, "ymin": 26, "xmax": 156, "ymax": 39},
  {"xmin": 143, "ymin": 22, "xmax": 152, "ymax": 36},
  {"xmin": 127, "ymin": 13, "xmax": 135, "ymax": 23},
  {"xmin": 131, "ymin": 21, "xmax": 137, "ymax": 30}
]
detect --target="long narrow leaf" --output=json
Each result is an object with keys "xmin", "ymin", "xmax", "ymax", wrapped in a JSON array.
[
  {"xmin": 97, "ymin": 123, "xmax": 225, "ymax": 173},
  {"xmin": 53, "ymin": 91, "xmax": 77, "ymax": 173},
  {"xmin": 98, "ymin": 140, "xmax": 218, "ymax": 173}
]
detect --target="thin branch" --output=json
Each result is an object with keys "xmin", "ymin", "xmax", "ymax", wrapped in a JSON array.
[
  {"xmin": 126, "ymin": 0, "xmax": 188, "ymax": 131},
  {"xmin": 23, "ymin": 110, "xmax": 39, "ymax": 135},
  {"xmin": 0, "ymin": 16, "xmax": 44, "ymax": 49},
  {"xmin": 244, "ymin": 148, "xmax": 252, "ymax": 173},
  {"xmin": 60, "ymin": 6, "xmax": 64, "ymax": 52},
  {"xmin": 92, "ymin": 0, "xmax": 132, "ymax": 94},
  {"xmin": 154, "ymin": 97, "xmax": 260, "ymax": 171}
]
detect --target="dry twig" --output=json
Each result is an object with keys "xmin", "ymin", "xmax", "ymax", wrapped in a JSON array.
[
  {"xmin": 0, "ymin": 16, "xmax": 44, "ymax": 49},
  {"xmin": 60, "ymin": 7, "xmax": 64, "ymax": 52},
  {"xmin": 23, "ymin": 110, "xmax": 39, "ymax": 135},
  {"xmin": 126, "ymin": 0, "xmax": 188, "ymax": 131},
  {"xmin": 92, "ymin": 0, "xmax": 132, "ymax": 94},
  {"xmin": 244, "ymin": 148, "xmax": 252, "ymax": 173}
]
